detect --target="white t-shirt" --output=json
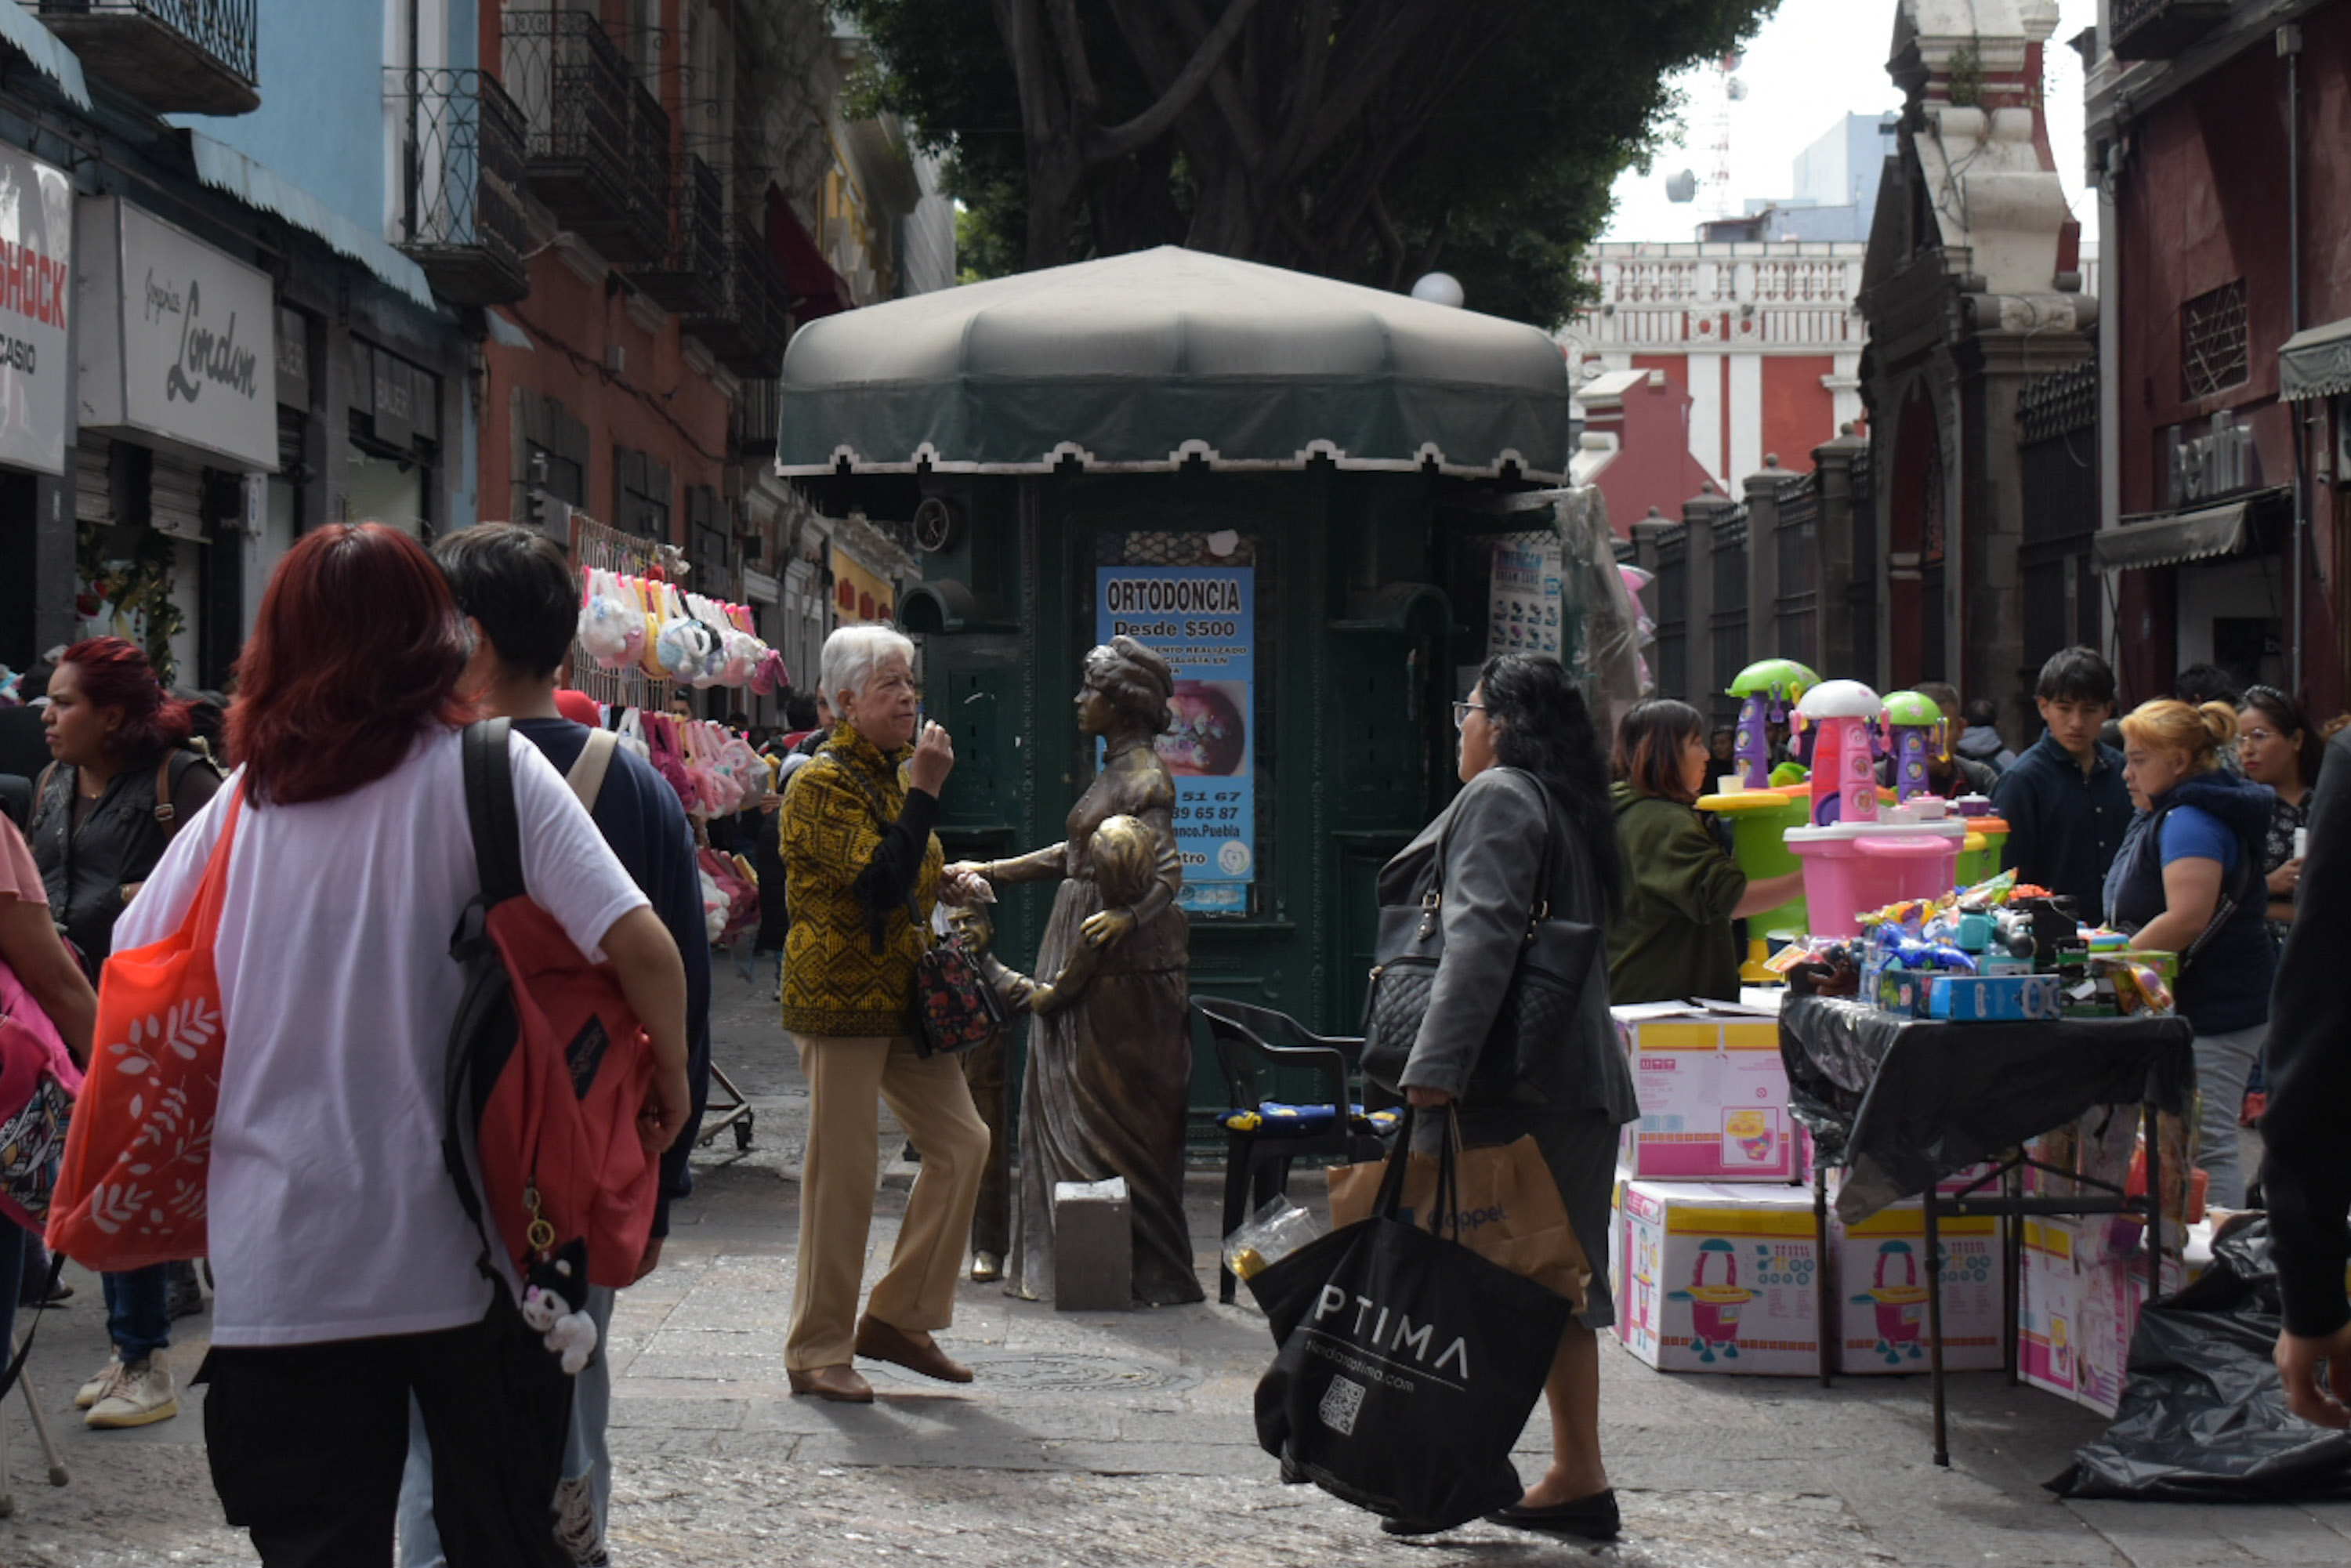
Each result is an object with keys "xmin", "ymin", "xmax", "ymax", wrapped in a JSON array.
[{"xmin": 111, "ymin": 726, "xmax": 648, "ymax": 1347}]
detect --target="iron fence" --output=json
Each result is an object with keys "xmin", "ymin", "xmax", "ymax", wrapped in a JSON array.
[
  {"xmin": 1654, "ymin": 526, "xmax": 1688, "ymax": 704},
  {"xmin": 388, "ymin": 68, "xmax": 531, "ymax": 306},
  {"xmin": 1846, "ymin": 450, "xmax": 1877, "ymax": 679},
  {"xmin": 501, "ymin": 9, "xmax": 661, "ymax": 263},
  {"xmin": 1773, "ymin": 469, "xmax": 1820, "ymax": 666},
  {"xmin": 1709, "ymin": 505, "xmax": 1750, "ymax": 724}
]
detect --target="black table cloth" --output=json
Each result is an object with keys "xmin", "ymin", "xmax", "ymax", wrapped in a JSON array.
[{"xmin": 1779, "ymin": 995, "xmax": 2197, "ymax": 1222}]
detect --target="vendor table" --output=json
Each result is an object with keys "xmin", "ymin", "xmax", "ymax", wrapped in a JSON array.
[{"xmin": 1779, "ymin": 995, "xmax": 2197, "ymax": 1465}]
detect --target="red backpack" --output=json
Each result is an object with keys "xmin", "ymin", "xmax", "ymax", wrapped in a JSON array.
[{"xmin": 444, "ymin": 720, "xmax": 658, "ymax": 1298}]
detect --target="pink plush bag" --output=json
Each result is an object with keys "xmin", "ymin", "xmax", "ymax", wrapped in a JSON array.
[{"xmin": 0, "ymin": 960, "xmax": 86, "ymax": 1233}]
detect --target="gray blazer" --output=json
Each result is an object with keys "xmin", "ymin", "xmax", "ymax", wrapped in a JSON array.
[{"xmin": 1376, "ymin": 766, "xmax": 1636, "ymax": 1119}]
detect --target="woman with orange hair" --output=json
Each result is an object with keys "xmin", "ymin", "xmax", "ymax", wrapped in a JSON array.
[{"xmin": 2106, "ymin": 699, "xmax": 2277, "ymax": 1208}]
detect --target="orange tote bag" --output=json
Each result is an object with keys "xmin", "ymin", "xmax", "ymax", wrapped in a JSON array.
[{"xmin": 47, "ymin": 790, "xmax": 242, "ymax": 1270}]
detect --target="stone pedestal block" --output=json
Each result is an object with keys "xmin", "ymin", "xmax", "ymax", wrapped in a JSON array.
[{"xmin": 1052, "ymin": 1177, "xmax": 1132, "ymax": 1312}]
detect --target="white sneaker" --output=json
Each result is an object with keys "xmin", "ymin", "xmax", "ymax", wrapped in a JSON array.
[
  {"xmin": 85, "ymin": 1352, "xmax": 178, "ymax": 1429},
  {"xmin": 74, "ymin": 1352, "xmax": 122, "ymax": 1410}
]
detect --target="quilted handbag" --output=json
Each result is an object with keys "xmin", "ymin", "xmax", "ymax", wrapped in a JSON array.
[
  {"xmin": 49, "ymin": 789, "xmax": 243, "ymax": 1269},
  {"xmin": 912, "ymin": 935, "xmax": 1003, "ymax": 1059},
  {"xmin": 0, "ymin": 958, "xmax": 84, "ymax": 1233},
  {"xmin": 1360, "ymin": 776, "xmax": 1599, "ymax": 1097}
]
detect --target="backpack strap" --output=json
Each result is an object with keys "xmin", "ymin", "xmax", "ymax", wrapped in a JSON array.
[
  {"xmin": 462, "ymin": 719, "xmax": 526, "ymax": 907},
  {"xmin": 31, "ymin": 762, "xmax": 57, "ymax": 830},
  {"xmin": 567, "ymin": 727, "xmax": 618, "ymax": 814},
  {"xmin": 151, "ymin": 747, "xmax": 224, "ymax": 838}
]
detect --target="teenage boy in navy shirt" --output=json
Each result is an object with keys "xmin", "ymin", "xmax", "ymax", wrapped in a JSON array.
[
  {"xmin": 410, "ymin": 524, "xmax": 712, "ymax": 1568},
  {"xmin": 1991, "ymin": 646, "xmax": 2133, "ymax": 924}
]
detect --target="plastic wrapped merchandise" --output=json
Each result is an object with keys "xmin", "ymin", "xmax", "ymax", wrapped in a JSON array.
[
  {"xmin": 2052, "ymin": 1215, "xmax": 2351, "ymax": 1501},
  {"xmin": 1555, "ymin": 485, "xmax": 1652, "ymax": 717},
  {"xmin": 1222, "ymin": 1193, "xmax": 1328, "ymax": 1284}
]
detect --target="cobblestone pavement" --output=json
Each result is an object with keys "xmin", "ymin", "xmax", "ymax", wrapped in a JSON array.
[{"xmin": 4, "ymin": 975, "xmax": 2347, "ymax": 1566}]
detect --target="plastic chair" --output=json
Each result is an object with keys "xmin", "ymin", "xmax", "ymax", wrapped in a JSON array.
[{"xmin": 1193, "ymin": 997, "xmax": 1393, "ymax": 1305}]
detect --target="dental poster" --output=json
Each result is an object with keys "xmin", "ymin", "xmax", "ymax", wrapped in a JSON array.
[
  {"xmin": 1098, "ymin": 567, "xmax": 1254, "ymax": 914},
  {"xmin": 1488, "ymin": 536, "xmax": 1563, "ymax": 657}
]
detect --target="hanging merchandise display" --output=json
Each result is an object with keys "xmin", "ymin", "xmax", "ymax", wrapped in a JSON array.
[{"xmin": 577, "ymin": 565, "xmax": 781, "ymax": 697}]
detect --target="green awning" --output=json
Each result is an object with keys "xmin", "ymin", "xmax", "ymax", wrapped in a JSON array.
[
  {"xmin": 773, "ymin": 247, "xmax": 1574, "ymax": 481},
  {"xmin": 2093, "ymin": 492, "xmax": 2282, "ymax": 571},
  {"xmin": 2280, "ymin": 316, "xmax": 2351, "ymax": 402}
]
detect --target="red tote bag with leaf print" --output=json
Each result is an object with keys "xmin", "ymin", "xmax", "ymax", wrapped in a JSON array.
[{"xmin": 46, "ymin": 791, "xmax": 241, "ymax": 1270}]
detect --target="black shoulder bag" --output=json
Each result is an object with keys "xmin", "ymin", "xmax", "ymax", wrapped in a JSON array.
[{"xmin": 1360, "ymin": 776, "xmax": 1602, "ymax": 1095}]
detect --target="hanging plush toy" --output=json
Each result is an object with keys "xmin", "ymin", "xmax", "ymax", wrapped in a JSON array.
[{"xmin": 519, "ymin": 1241, "xmax": 600, "ymax": 1377}]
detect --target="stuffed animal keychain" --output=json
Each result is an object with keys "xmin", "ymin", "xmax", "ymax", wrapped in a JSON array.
[{"xmin": 520, "ymin": 1238, "xmax": 600, "ymax": 1376}]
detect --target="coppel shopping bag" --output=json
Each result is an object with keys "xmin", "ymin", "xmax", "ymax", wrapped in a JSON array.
[{"xmin": 1247, "ymin": 1108, "xmax": 1574, "ymax": 1529}]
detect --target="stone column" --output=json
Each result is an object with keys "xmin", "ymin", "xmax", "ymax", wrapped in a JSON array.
[{"xmin": 1811, "ymin": 426, "xmax": 1872, "ymax": 681}]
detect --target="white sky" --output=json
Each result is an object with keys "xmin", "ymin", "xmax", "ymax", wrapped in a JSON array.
[{"xmin": 1600, "ymin": 0, "xmax": 2099, "ymax": 244}]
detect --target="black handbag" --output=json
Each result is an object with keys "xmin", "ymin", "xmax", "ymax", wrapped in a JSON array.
[
  {"xmin": 1247, "ymin": 1106, "xmax": 1574, "ymax": 1529},
  {"xmin": 1360, "ymin": 778, "xmax": 1600, "ymax": 1095}
]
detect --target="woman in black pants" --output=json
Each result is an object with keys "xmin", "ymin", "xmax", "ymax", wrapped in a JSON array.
[{"xmin": 1378, "ymin": 653, "xmax": 1632, "ymax": 1543}]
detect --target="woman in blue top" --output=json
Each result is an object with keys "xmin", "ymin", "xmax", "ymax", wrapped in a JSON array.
[{"xmin": 2105, "ymin": 699, "xmax": 2277, "ymax": 1208}]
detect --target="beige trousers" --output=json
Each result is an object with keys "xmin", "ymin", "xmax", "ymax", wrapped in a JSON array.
[{"xmin": 784, "ymin": 1034, "xmax": 991, "ymax": 1371}]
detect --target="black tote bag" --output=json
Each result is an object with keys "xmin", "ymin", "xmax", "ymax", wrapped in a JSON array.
[{"xmin": 1246, "ymin": 1108, "xmax": 1574, "ymax": 1529}]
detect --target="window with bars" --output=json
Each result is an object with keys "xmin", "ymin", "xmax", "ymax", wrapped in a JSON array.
[{"xmin": 2182, "ymin": 281, "xmax": 2249, "ymax": 400}]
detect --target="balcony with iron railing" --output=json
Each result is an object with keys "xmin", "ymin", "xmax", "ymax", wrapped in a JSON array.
[
  {"xmin": 499, "ymin": 7, "xmax": 663, "ymax": 264},
  {"xmin": 733, "ymin": 378, "xmax": 780, "ymax": 458},
  {"xmin": 34, "ymin": 0, "xmax": 258, "ymax": 114},
  {"xmin": 627, "ymin": 152, "xmax": 721, "ymax": 316},
  {"xmin": 2110, "ymin": 0, "xmax": 2231, "ymax": 60},
  {"xmin": 686, "ymin": 221, "xmax": 792, "ymax": 378},
  {"xmin": 387, "ymin": 68, "xmax": 531, "ymax": 306}
]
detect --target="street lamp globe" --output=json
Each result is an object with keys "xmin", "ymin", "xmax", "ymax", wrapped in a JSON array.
[{"xmin": 1409, "ymin": 272, "xmax": 1465, "ymax": 309}]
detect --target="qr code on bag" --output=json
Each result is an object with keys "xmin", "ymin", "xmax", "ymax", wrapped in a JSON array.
[{"xmin": 1318, "ymin": 1375, "xmax": 1366, "ymax": 1436}]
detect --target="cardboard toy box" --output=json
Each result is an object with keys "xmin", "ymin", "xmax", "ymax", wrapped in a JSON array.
[
  {"xmin": 1831, "ymin": 1202, "xmax": 2005, "ymax": 1375},
  {"xmin": 1616, "ymin": 1003, "xmax": 1796, "ymax": 1182},
  {"xmin": 1615, "ymin": 1179, "xmax": 1820, "ymax": 1375},
  {"xmin": 1925, "ymin": 972, "xmax": 2065, "ymax": 1022},
  {"xmin": 2019, "ymin": 1215, "xmax": 2186, "ymax": 1417}
]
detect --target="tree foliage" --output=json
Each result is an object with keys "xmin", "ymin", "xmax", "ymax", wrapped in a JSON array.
[{"xmin": 842, "ymin": 0, "xmax": 1780, "ymax": 326}]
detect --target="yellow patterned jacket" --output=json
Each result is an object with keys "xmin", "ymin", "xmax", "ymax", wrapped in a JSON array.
[{"xmin": 779, "ymin": 721, "xmax": 944, "ymax": 1037}]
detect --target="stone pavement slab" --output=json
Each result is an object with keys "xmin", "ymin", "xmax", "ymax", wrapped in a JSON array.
[{"xmin": 0, "ymin": 976, "xmax": 2342, "ymax": 1566}]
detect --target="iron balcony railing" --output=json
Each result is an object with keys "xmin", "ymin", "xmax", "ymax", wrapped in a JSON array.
[
  {"xmin": 36, "ymin": 0, "xmax": 259, "ymax": 114},
  {"xmin": 686, "ymin": 221, "xmax": 793, "ymax": 378},
  {"xmin": 2110, "ymin": 0, "xmax": 2230, "ymax": 60},
  {"xmin": 500, "ymin": 8, "xmax": 662, "ymax": 264},
  {"xmin": 628, "ymin": 153, "xmax": 722, "ymax": 316},
  {"xmin": 388, "ymin": 68, "xmax": 531, "ymax": 307},
  {"xmin": 733, "ymin": 378, "xmax": 780, "ymax": 458}
]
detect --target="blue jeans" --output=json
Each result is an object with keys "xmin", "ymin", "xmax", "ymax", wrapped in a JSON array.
[{"xmin": 103, "ymin": 1265, "xmax": 171, "ymax": 1362}]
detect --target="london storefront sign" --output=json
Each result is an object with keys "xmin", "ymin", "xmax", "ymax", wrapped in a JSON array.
[
  {"xmin": 0, "ymin": 143, "xmax": 75, "ymax": 475},
  {"xmin": 76, "ymin": 196, "xmax": 277, "ymax": 471}
]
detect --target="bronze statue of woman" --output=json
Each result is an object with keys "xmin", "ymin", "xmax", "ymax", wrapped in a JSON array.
[{"xmin": 956, "ymin": 636, "xmax": 1203, "ymax": 1305}]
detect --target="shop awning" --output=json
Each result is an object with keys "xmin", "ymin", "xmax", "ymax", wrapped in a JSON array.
[
  {"xmin": 2093, "ymin": 492, "xmax": 2282, "ymax": 572},
  {"xmin": 766, "ymin": 187, "xmax": 854, "ymax": 321},
  {"xmin": 187, "ymin": 133, "xmax": 434, "ymax": 309},
  {"xmin": 2280, "ymin": 316, "xmax": 2351, "ymax": 402},
  {"xmin": 773, "ymin": 246, "xmax": 1574, "ymax": 480},
  {"xmin": 0, "ymin": 8, "xmax": 89, "ymax": 110}
]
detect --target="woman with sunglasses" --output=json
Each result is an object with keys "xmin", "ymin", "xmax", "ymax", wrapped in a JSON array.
[{"xmin": 2237, "ymin": 686, "xmax": 2325, "ymax": 943}]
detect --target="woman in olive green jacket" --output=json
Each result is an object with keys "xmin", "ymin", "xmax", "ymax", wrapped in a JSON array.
[{"xmin": 1607, "ymin": 700, "xmax": 1806, "ymax": 1003}]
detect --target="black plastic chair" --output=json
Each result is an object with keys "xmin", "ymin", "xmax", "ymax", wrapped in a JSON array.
[{"xmin": 1193, "ymin": 997, "xmax": 1393, "ymax": 1305}]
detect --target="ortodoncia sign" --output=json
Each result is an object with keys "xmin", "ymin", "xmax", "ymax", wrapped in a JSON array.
[
  {"xmin": 0, "ymin": 143, "xmax": 75, "ymax": 475},
  {"xmin": 77, "ymin": 196, "xmax": 277, "ymax": 471}
]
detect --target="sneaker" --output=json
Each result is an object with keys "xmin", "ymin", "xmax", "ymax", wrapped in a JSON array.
[
  {"xmin": 85, "ymin": 1353, "xmax": 178, "ymax": 1429},
  {"xmin": 74, "ymin": 1353, "xmax": 122, "ymax": 1410},
  {"xmin": 167, "ymin": 1260, "xmax": 205, "ymax": 1320}
]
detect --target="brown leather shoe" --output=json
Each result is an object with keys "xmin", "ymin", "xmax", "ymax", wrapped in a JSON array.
[
  {"xmin": 853, "ymin": 1315, "xmax": 974, "ymax": 1384},
  {"xmin": 786, "ymin": 1364, "xmax": 874, "ymax": 1403}
]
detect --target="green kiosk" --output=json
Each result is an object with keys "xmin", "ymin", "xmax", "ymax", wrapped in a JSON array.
[{"xmin": 772, "ymin": 248, "xmax": 1639, "ymax": 1132}]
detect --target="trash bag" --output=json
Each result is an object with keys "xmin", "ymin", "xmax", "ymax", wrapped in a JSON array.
[
  {"xmin": 1248, "ymin": 1108, "xmax": 1573, "ymax": 1530},
  {"xmin": 2052, "ymin": 1215, "xmax": 2351, "ymax": 1501}
]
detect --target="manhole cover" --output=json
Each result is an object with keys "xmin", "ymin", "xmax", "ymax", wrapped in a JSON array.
[{"xmin": 951, "ymin": 1353, "xmax": 1197, "ymax": 1392}]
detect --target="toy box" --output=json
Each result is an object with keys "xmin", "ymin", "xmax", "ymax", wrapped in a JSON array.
[
  {"xmin": 1860, "ymin": 959, "xmax": 1930, "ymax": 1017},
  {"xmin": 1831, "ymin": 1202, "xmax": 2005, "ymax": 1374},
  {"xmin": 1616, "ymin": 1002, "xmax": 1796, "ymax": 1182},
  {"xmin": 1925, "ymin": 972, "xmax": 2065, "ymax": 1022},
  {"xmin": 1615, "ymin": 1179, "xmax": 1820, "ymax": 1375},
  {"xmin": 2019, "ymin": 1215, "xmax": 2186, "ymax": 1416}
]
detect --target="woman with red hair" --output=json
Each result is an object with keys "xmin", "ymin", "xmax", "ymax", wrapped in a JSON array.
[
  {"xmin": 29, "ymin": 635, "xmax": 223, "ymax": 1430},
  {"xmin": 108, "ymin": 524, "xmax": 691, "ymax": 1566}
]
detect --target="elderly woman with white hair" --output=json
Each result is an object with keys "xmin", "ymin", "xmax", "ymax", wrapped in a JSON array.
[{"xmin": 779, "ymin": 625, "xmax": 991, "ymax": 1403}]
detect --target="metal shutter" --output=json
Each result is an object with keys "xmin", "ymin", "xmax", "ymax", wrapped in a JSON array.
[
  {"xmin": 74, "ymin": 430, "xmax": 114, "ymax": 524},
  {"xmin": 150, "ymin": 451, "xmax": 206, "ymax": 543}
]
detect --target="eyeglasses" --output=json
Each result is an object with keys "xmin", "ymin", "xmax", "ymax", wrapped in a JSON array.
[
  {"xmin": 2238, "ymin": 728, "xmax": 2278, "ymax": 746},
  {"xmin": 1451, "ymin": 701, "xmax": 1487, "ymax": 730}
]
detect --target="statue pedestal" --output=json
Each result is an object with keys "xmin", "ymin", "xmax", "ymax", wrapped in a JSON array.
[{"xmin": 1053, "ymin": 1177, "xmax": 1132, "ymax": 1311}]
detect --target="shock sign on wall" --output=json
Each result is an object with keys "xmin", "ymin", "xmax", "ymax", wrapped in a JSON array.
[{"xmin": 1097, "ymin": 567, "xmax": 1255, "ymax": 914}]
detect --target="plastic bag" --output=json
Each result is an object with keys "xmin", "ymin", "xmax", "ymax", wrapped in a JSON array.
[
  {"xmin": 2052, "ymin": 1215, "xmax": 2351, "ymax": 1501},
  {"xmin": 1222, "ymin": 1194, "xmax": 1327, "ymax": 1284}
]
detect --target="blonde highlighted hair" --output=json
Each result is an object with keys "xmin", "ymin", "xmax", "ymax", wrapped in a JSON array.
[{"xmin": 2119, "ymin": 699, "xmax": 2237, "ymax": 774}]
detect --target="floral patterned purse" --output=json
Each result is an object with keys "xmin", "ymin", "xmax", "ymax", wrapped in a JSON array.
[{"xmin": 48, "ymin": 790, "xmax": 241, "ymax": 1269}]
